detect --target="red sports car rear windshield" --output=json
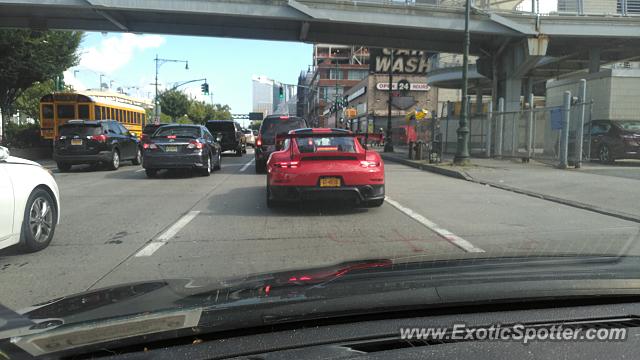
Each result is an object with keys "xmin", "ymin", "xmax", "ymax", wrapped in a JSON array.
[{"xmin": 295, "ymin": 136, "xmax": 357, "ymax": 153}]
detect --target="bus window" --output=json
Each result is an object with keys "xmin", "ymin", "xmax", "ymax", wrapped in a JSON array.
[
  {"xmin": 95, "ymin": 106, "xmax": 102, "ymax": 120},
  {"xmin": 42, "ymin": 104, "xmax": 54, "ymax": 120},
  {"xmin": 126, "ymin": 111, "xmax": 130, "ymax": 123},
  {"xmin": 78, "ymin": 104, "xmax": 90, "ymax": 119},
  {"xmin": 57, "ymin": 104, "xmax": 75, "ymax": 118}
]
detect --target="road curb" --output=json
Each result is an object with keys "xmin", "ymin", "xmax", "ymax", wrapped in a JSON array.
[
  {"xmin": 382, "ymin": 153, "xmax": 640, "ymax": 224},
  {"xmin": 380, "ymin": 153, "xmax": 471, "ymax": 181}
]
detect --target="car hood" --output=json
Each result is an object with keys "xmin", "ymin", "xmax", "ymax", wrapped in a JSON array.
[
  {"xmin": 6, "ymin": 156, "xmax": 40, "ymax": 167},
  {"xmin": 4, "ymin": 255, "xmax": 640, "ymax": 356}
]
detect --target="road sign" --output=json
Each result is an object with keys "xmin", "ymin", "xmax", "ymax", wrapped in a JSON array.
[{"xmin": 249, "ymin": 112, "xmax": 263, "ymax": 121}]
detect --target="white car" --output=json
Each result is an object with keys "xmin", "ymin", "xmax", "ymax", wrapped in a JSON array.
[
  {"xmin": 0, "ymin": 146, "xmax": 60, "ymax": 252},
  {"xmin": 243, "ymin": 129, "xmax": 256, "ymax": 147}
]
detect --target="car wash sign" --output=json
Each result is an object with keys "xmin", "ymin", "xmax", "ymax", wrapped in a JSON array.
[{"xmin": 370, "ymin": 48, "xmax": 430, "ymax": 74}]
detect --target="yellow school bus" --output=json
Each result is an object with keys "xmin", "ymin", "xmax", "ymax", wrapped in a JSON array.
[{"xmin": 39, "ymin": 91, "xmax": 149, "ymax": 140}]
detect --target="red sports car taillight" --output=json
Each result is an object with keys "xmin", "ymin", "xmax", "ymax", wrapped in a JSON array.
[
  {"xmin": 256, "ymin": 136, "xmax": 262, "ymax": 147},
  {"xmin": 274, "ymin": 161, "xmax": 299, "ymax": 169},
  {"xmin": 360, "ymin": 160, "xmax": 380, "ymax": 168}
]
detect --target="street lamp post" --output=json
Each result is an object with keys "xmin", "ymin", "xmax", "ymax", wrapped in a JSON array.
[
  {"xmin": 154, "ymin": 54, "xmax": 189, "ymax": 122},
  {"xmin": 384, "ymin": 50, "xmax": 394, "ymax": 153},
  {"xmin": 453, "ymin": 0, "xmax": 471, "ymax": 165},
  {"xmin": 99, "ymin": 74, "xmax": 105, "ymax": 91}
]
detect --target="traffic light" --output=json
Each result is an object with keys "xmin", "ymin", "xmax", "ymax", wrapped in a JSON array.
[
  {"xmin": 278, "ymin": 86, "xmax": 284, "ymax": 100},
  {"xmin": 201, "ymin": 83, "xmax": 209, "ymax": 95}
]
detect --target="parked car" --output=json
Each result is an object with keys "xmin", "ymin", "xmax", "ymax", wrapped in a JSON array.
[
  {"xmin": 243, "ymin": 128, "xmax": 256, "ymax": 147},
  {"xmin": 584, "ymin": 120, "xmax": 640, "ymax": 163},
  {"xmin": 53, "ymin": 120, "xmax": 141, "ymax": 171},
  {"xmin": 0, "ymin": 146, "xmax": 60, "ymax": 252},
  {"xmin": 142, "ymin": 124, "xmax": 221, "ymax": 178},
  {"xmin": 266, "ymin": 128, "xmax": 385, "ymax": 208},
  {"xmin": 141, "ymin": 123, "xmax": 168, "ymax": 144},
  {"xmin": 205, "ymin": 120, "xmax": 246, "ymax": 156},
  {"xmin": 255, "ymin": 115, "xmax": 308, "ymax": 173}
]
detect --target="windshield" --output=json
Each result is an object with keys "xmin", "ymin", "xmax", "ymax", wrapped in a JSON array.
[
  {"xmin": 296, "ymin": 136, "xmax": 357, "ymax": 153},
  {"xmin": 261, "ymin": 117, "xmax": 306, "ymax": 144},
  {"xmin": 59, "ymin": 124, "xmax": 102, "ymax": 136},
  {"xmin": 614, "ymin": 120, "xmax": 640, "ymax": 131},
  {"xmin": 5, "ymin": 3, "xmax": 640, "ymax": 357},
  {"xmin": 153, "ymin": 126, "xmax": 200, "ymax": 138},
  {"xmin": 206, "ymin": 122, "xmax": 235, "ymax": 132}
]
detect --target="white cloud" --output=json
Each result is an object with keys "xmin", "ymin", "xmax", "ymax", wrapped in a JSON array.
[
  {"xmin": 63, "ymin": 70, "xmax": 86, "ymax": 91},
  {"xmin": 79, "ymin": 33, "xmax": 165, "ymax": 74}
]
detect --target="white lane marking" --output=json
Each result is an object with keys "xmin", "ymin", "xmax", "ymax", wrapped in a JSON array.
[
  {"xmin": 135, "ymin": 211, "xmax": 200, "ymax": 257},
  {"xmin": 240, "ymin": 158, "xmax": 255, "ymax": 172},
  {"xmin": 385, "ymin": 197, "xmax": 485, "ymax": 253},
  {"xmin": 135, "ymin": 169, "xmax": 145, "ymax": 173}
]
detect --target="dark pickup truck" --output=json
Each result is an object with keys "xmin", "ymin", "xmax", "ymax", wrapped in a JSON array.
[{"xmin": 205, "ymin": 120, "xmax": 246, "ymax": 156}]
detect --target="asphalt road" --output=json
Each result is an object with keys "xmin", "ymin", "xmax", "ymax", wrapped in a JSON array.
[{"xmin": 1, "ymin": 149, "xmax": 640, "ymax": 311}]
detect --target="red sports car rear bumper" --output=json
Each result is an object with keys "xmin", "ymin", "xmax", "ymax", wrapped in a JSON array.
[{"xmin": 268, "ymin": 184, "xmax": 385, "ymax": 203}]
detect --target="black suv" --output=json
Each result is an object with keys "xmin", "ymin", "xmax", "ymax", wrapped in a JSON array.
[
  {"xmin": 255, "ymin": 115, "xmax": 308, "ymax": 173},
  {"xmin": 205, "ymin": 120, "xmax": 246, "ymax": 156},
  {"xmin": 54, "ymin": 120, "xmax": 141, "ymax": 171}
]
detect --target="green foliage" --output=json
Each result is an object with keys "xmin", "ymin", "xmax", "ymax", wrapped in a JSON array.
[
  {"xmin": 158, "ymin": 89, "xmax": 189, "ymax": 122},
  {"xmin": 206, "ymin": 103, "xmax": 232, "ymax": 120},
  {"xmin": 15, "ymin": 80, "xmax": 74, "ymax": 124},
  {"xmin": 0, "ymin": 29, "xmax": 82, "ymax": 139},
  {"xmin": 187, "ymin": 99, "xmax": 208, "ymax": 124},
  {"xmin": 0, "ymin": 122, "xmax": 41, "ymax": 148},
  {"xmin": 249, "ymin": 121, "xmax": 262, "ymax": 131}
]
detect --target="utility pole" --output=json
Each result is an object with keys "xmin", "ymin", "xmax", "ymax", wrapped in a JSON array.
[
  {"xmin": 384, "ymin": 50, "xmax": 394, "ymax": 153},
  {"xmin": 154, "ymin": 54, "xmax": 189, "ymax": 122},
  {"xmin": 454, "ymin": 0, "xmax": 471, "ymax": 165}
]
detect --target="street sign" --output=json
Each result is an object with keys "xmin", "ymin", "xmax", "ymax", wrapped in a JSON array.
[{"xmin": 249, "ymin": 112, "xmax": 264, "ymax": 121}]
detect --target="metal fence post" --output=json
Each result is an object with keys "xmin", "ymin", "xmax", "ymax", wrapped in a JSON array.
[
  {"xmin": 445, "ymin": 101, "xmax": 451, "ymax": 154},
  {"xmin": 559, "ymin": 91, "xmax": 571, "ymax": 169},
  {"xmin": 496, "ymin": 97, "xmax": 504, "ymax": 158},
  {"xmin": 511, "ymin": 110, "xmax": 517, "ymax": 157},
  {"xmin": 527, "ymin": 93, "xmax": 534, "ymax": 159},
  {"xmin": 575, "ymin": 79, "xmax": 587, "ymax": 168},
  {"xmin": 485, "ymin": 101, "xmax": 492, "ymax": 158}
]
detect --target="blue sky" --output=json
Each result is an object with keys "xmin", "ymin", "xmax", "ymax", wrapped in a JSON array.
[{"xmin": 65, "ymin": 33, "xmax": 313, "ymax": 115}]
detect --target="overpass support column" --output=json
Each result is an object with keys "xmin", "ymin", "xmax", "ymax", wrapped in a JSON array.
[{"xmin": 589, "ymin": 48, "xmax": 602, "ymax": 73}]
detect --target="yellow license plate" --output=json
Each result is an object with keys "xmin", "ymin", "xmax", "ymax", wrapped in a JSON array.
[
  {"xmin": 320, "ymin": 177, "xmax": 341, "ymax": 187},
  {"xmin": 165, "ymin": 146, "xmax": 178, "ymax": 152},
  {"xmin": 71, "ymin": 139, "xmax": 83, "ymax": 146}
]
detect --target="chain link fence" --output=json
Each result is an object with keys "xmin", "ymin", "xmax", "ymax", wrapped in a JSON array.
[{"xmin": 436, "ymin": 94, "xmax": 593, "ymax": 168}]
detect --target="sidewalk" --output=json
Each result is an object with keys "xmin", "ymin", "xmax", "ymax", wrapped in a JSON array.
[{"xmin": 379, "ymin": 146, "xmax": 640, "ymax": 223}]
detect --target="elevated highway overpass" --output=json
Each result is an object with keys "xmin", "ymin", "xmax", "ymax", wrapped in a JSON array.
[{"xmin": 2, "ymin": 0, "xmax": 640, "ymax": 110}]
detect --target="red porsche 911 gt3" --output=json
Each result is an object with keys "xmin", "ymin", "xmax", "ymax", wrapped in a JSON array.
[{"xmin": 266, "ymin": 128, "xmax": 385, "ymax": 208}]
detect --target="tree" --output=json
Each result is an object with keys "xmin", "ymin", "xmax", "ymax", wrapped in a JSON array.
[
  {"xmin": 187, "ymin": 99, "xmax": 208, "ymax": 124},
  {"xmin": 249, "ymin": 121, "xmax": 262, "ymax": 131},
  {"xmin": 205, "ymin": 103, "xmax": 232, "ymax": 120},
  {"xmin": 0, "ymin": 29, "xmax": 82, "ymax": 141},
  {"xmin": 15, "ymin": 80, "xmax": 74, "ymax": 124},
  {"xmin": 158, "ymin": 89, "xmax": 189, "ymax": 122}
]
